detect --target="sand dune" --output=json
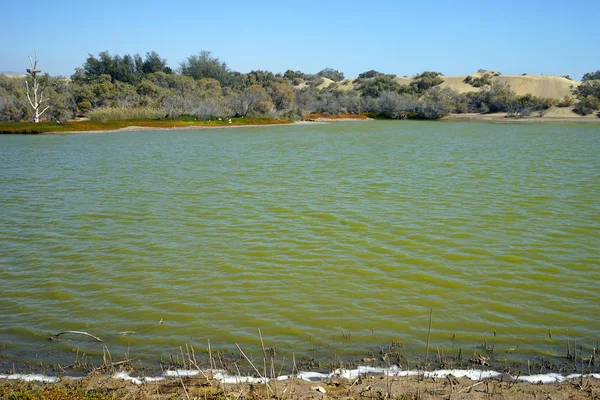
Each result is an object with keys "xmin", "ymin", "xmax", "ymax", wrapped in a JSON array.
[
  {"xmin": 301, "ymin": 72, "xmax": 578, "ymax": 100},
  {"xmin": 493, "ymin": 75, "xmax": 576, "ymax": 99}
]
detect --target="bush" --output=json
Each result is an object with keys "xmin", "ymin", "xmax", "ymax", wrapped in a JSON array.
[
  {"xmin": 374, "ymin": 91, "xmax": 417, "ymax": 119},
  {"xmin": 573, "ymin": 96, "xmax": 600, "ymax": 115},
  {"xmin": 358, "ymin": 70, "xmax": 383, "ymax": 79},
  {"xmin": 359, "ymin": 74, "xmax": 401, "ymax": 97},
  {"xmin": 410, "ymin": 71, "xmax": 444, "ymax": 92},
  {"xmin": 468, "ymin": 73, "xmax": 492, "ymax": 88},
  {"xmin": 415, "ymin": 102, "xmax": 445, "ymax": 119},
  {"xmin": 466, "ymin": 81, "xmax": 516, "ymax": 113},
  {"xmin": 316, "ymin": 68, "xmax": 345, "ymax": 82},
  {"xmin": 517, "ymin": 94, "xmax": 554, "ymax": 110},
  {"xmin": 193, "ymin": 99, "xmax": 226, "ymax": 120},
  {"xmin": 284, "ymin": 70, "xmax": 309, "ymax": 81},
  {"xmin": 422, "ymin": 86, "xmax": 469, "ymax": 114},
  {"xmin": 87, "ymin": 106, "xmax": 163, "ymax": 121},
  {"xmin": 582, "ymin": 71, "xmax": 600, "ymax": 81},
  {"xmin": 556, "ymin": 96, "xmax": 575, "ymax": 107},
  {"xmin": 573, "ymin": 80, "xmax": 600, "ymax": 100}
]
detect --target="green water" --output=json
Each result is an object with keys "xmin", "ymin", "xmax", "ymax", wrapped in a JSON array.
[{"xmin": 1, "ymin": 121, "xmax": 599, "ymax": 365}]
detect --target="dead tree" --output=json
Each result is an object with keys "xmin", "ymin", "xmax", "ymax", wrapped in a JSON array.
[{"xmin": 25, "ymin": 51, "xmax": 49, "ymax": 123}]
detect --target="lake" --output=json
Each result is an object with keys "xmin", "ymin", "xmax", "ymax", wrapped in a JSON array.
[{"xmin": 1, "ymin": 121, "xmax": 598, "ymax": 367}]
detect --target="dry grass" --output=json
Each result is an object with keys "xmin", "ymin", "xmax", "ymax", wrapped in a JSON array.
[{"xmin": 87, "ymin": 106, "xmax": 165, "ymax": 121}]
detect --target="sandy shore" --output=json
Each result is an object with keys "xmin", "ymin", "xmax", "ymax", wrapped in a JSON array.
[
  {"xmin": 2, "ymin": 371, "xmax": 599, "ymax": 399},
  {"xmin": 40, "ymin": 123, "xmax": 295, "ymax": 135},
  {"xmin": 442, "ymin": 113, "xmax": 600, "ymax": 123}
]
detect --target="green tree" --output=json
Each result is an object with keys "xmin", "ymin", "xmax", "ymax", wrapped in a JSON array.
[
  {"xmin": 359, "ymin": 75, "xmax": 401, "ymax": 97},
  {"xmin": 358, "ymin": 70, "xmax": 383, "ymax": 79},
  {"xmin": 271, "ymin": 83, "xmax": 295, "ymax": 111},
  {"xmin": 573, "ymin": 96, "xmax": 600, "ymax": 115},
  {"xmin": 581, "ymin": 70, "xmax": 600, "ymax": 81},
  {"xmin": 229, "ymin": 84, "xmax": 272, "ymax": 117},
  {"xmin": 409, "ymin": 71, "xmax": 444, "ymax": 93},
  {"xmin": 141, "ymin": 51, "xmax": 171, "ymax": 74},
  {"xmin": 180, "ymin": 51, "xmax": 231, "ymax": 86},
  {"xmin": 317, "ymin": 68, "xmax": 345, "ymax": 82}
]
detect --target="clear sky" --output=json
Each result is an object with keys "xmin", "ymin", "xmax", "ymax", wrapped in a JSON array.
[{"xmin": 2, "ymin": 0, "xmax": 598, "ymax": 80}]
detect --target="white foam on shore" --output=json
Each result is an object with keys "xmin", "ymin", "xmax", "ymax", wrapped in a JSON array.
[
  {"xmin": 0, "ymin": 374, "xmax": 60, "ymax": 383},
  {"xmin": 3, "ymin": 368, "xmax": 598, "ymax": 385},
  {"xmin": 163, "ymin": 369, "xmax": 199, "ymax": 377}
]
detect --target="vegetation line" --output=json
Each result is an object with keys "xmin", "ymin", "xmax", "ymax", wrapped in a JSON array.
[{"xmin": 2, "ymin": 51, "xmax": 598, "ymax": 131}]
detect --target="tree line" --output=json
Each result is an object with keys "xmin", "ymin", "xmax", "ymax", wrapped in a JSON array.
[{"xmin": 1, "ymin": 50, "xmax": 598, "ymax": 123}]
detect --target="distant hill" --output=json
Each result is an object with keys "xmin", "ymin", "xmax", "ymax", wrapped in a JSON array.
[
  {"xmin": 0, "ymin": 73, "xmax": 27, "ymax": 79},
  {"xmin": 296, "ymin": 71, "xmax": 578, "ymax": 100}
]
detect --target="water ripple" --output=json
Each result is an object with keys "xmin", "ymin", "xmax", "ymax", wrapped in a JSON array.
[{"xmin": 0, "ymin": 121, "xmax": 598, "ymax": 364}]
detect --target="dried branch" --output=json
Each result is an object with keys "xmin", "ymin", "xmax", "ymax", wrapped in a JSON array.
[{"xmin": 51, "ymin": 331, "xmax": 104, "ymax": 342}]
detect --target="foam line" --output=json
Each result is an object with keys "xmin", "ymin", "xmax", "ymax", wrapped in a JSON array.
[
  {"xmin": 4, "ymin": 368, "xmax": 599, "ymax": 386},
  {"xmin": 0, "ymin": 374, "xmax": 60, "ymax": 383}
]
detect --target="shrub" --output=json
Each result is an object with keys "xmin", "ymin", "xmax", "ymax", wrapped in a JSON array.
[
  {"xmin": 316, "ymin": 68, "xmax": 345, "ymax": 82},
  {"xmin": 422, "ymin": 86, "xmax": 469, "ymax": 114},
  {"xmin": 556, "ymin": 96, "xmax": 575, "ymax": 107},
  {"xmin": 573, "ymin": 80, "xmax": 600, "ymax": 100},
  {"xmin": 374, "ymin": 91, "xmax": 417, "ymax": 119},
  {"xmin": 411, "ymin": 71, "xmax": 444, "ymax": 92},
  {"xmin": 87, "ymin": 106, "xmax": 163, "ymax": 121},
  {"xmin": 573, "ymin": 96, "xmax": 600, "ymax": 115},
  {"xmin": 358, "ymin": 74, "xmax": 401, "ymax": 97},
  {"xmin": 193, "ymin": 99, "xmax": 226, "ymax": 120},
  {"xmin": 358, "ymin": 70, "xmax": 383, "ymax": 79},
  {"xmin": 415, "ymin": 102, "xmax": 445, "ymax": 119},
  {"xmin": 582, "ymin": 71, "xmax": 600, "ymax": 81},
  {"xmin": 469, "ymin": 73, "xmax": 492, "ymax": 88}
]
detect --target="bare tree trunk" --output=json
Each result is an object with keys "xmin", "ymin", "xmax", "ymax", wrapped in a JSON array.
[{"xmin": 25, "ymin": 51, "xmax": 49, "ymax": 123}]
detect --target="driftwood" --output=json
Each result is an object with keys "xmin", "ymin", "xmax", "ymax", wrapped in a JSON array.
[
  {"xmin": 49, "ymin": 319, "xmax": 163, "ymax": 343},
  {"xmin": 50, "ymin": 331, "xmax": 103, "ymax": 342}
]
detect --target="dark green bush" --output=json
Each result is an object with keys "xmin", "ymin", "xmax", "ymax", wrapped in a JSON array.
[{"xmin": 573, "ymin": 96, "xmax": 600, "ymax": 115}]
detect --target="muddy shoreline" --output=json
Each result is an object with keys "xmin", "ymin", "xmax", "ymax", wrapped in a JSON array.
[{"xmin": 2, "ymin": 338, "xmax": 597, "ymax": 382}]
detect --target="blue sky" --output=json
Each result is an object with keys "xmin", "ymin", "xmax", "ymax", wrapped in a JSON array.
[{"xmin": 2, "ymin": 0, "xmax": 598, "ymax": 80}]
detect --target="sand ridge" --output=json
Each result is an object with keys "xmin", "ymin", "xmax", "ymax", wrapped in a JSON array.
[{"xmin": 302, "ymin": 72, "xmax": 579, "ymax": 100}]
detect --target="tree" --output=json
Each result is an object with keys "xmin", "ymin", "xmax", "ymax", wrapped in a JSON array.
[
  {"xmin": 317, "ymin": 68, "xmax": 345, "ymax": 82},
  {"xmin": 229, "ymin": 84, "xmax": 271, "ymax": 117},
  {"xmin": 180, "ymin": 51, "xmax": 231, "ymax": 86},
  {"xmin": 247, "ymin": 70, "xmax": 277, "ymax": 89},
  {"xmin": 574, "ymin": 79, "xmax": 600, "ymax": 100},
  {"xmin": 581, "ymin": 70, "xmax": 600, "ymax": 81},
  {"xmin": 271, "ymin": 83, "xmax": 295, "ymax": 111},
  {"xmin": 141, "ymin": 51, "xmax": 171, "ymax": 74},
  {"xmin": 358, "ymin": 70, "xmax": 383, "ymax": 79},
  {"xmin": 25, "ymin": 51, "xmax": 50, "ymax": 123},
  {"xmin": 358, "ymin": 74, "xmax": 401, "ymax": 97},
  {"xmin": 409, "ymin": 71, "xmax": 444, "ymax": 93},
  {"xmin": 573, "ymin": 96, "xmax": 600, "ymax": 115},
  {"xmin": 375, "ymin": 91, "xmax": 417, "ymax": 118},
  {"xmin": 423, "ymin": 86, "xmax": 469, "ymax": 114}
]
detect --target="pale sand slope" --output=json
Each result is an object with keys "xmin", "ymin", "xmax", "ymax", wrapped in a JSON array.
[{"xmin": 299, "ymin": 72, "xmax": 579, "ymax": 100}]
